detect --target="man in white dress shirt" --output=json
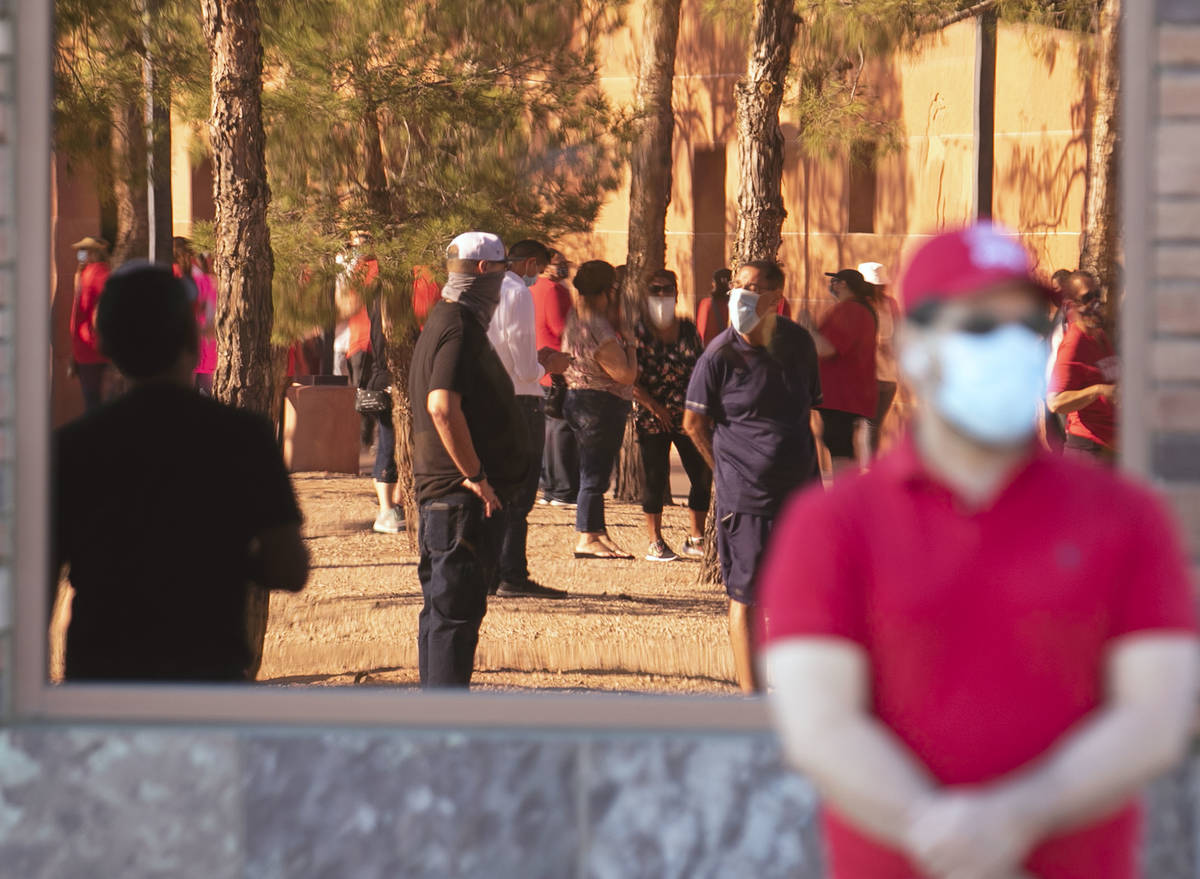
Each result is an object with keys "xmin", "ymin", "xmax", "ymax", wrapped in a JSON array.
[{"xmin": 487, "ymin": 239, "xmax": 572, "ymax": 597}]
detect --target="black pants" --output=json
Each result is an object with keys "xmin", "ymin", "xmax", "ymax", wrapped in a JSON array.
[
  {"xmin": 541, "ymin": 409, "xmax": 579, "ymax": 503},
  {"xmin": 637, "ymin": 431, "xmax": 712, "ymax": 515},
  {"xmin": 417, "ymin": 491, "xmax": 503, "ymax": 687},
  {"xmin": 498, "ymin": 395, "xmax": 545, "ymax": 584}
]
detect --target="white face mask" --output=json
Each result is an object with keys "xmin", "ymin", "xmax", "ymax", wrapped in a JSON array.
[
  {"xmin": 77, "ymin": 249, "xmax": 89, "ymax": 263},
  {"xmin": 647, "ymin": 296, "xmax": 676, "ymax": 329},
  {"xmin": 728, "ymin": 287, "xmax": 763, "ymax": 335},
  {"xmin": 917, "ymin": 324, "xmax": 1049, "ymax": 446}
]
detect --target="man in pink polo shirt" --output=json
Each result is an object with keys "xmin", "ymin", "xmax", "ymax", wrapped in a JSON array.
[{"xmin": 758, "ymin": 222, "xmax": 1199, "ymax": 879}]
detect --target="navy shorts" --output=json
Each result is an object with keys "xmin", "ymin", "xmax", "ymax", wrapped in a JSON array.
[
  {"xmin": 716, "ymin": 509, "xmax": 775, "ymax": 605},
  {"xmin": 819, "ymin": 408, "xmax": 860, "ymax": 460}
]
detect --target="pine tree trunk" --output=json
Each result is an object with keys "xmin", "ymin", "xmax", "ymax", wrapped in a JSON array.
[
  {"xmin": 732, "ymin": 0, "xmax": 797, "ymax": 265},
  {"xmin": 111, "ymin": 91, "xmax": 149, "ymax": 265},
  {"xmin": 614, "ymin": 0, "xmax": 682, "ymax": 503},
  {"xmin": 203, "ymin": 0, "xmax": 275, "ymax": 679},
  {"xmin": 1080, "ymin": 0, "xmax": 1120, "ymax": 314},
  {"xmin": 387, "ymin": 335, "xmax": 418, "ymax": 552},
  {"xmin": 203, "ymin": 0, "xmax": 276, "ymax": 418},
  {"xmin": 699, "ymin": 0, "xmax": 797, "ymax": 586}
]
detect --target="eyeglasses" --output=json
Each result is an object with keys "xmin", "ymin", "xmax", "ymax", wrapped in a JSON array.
[
  {"xmin": 648, "ymin": 284, "xmax": 676, "ymax": 293},
  {"xmin": 954, "ymin": 311, "xmax": 1054, "ymax": 337}
]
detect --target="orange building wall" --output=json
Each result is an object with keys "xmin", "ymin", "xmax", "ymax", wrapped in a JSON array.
[{"xmin": 565, "ymin": 6, "xmax": 1093, "ymax": 323}]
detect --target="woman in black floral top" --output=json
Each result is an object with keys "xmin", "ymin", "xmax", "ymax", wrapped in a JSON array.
[{"xmin": 632, "ymin": 269, "xmax": 713, "ymax": 562}]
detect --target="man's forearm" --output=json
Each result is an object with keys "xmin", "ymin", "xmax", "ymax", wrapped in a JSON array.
[
  {"xmin": 430, "ymin": 408, "xmax": 482, "ymax": 479},
  {"xmin": 768, "ymin": 643, "xmax": 936, "ymax": 845},
  {"xmin": 1048, "ymin": 385, "xmax": 1108, "ymax": 415},
  {"xmin": 685, "ymin": 417, "xmax": 716, "ymax": 469}
]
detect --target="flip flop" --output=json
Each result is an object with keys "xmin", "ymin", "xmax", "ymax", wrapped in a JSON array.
[{"xmin": 573, "ymin": 549, "xmax": 633, "ymax": 560}]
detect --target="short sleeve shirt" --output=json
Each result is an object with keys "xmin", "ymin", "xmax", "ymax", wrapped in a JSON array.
[
  {"xmin": 563, "ymin": 311, "xmax": 634, "ymax": 400},
  {"xmin": 685, "ymin": 320, "xmax": 822, "ymax": 515},
  {"xmin": 817, "ymin": 298, "xmax": 878, "ymax": 418},
  {"xmin": 634, "ymin": 318, "xmax": 704, "ymax": 435},
  {"xmin": 1050, "ymin": 322, "xmax": 1118, "ymax": 449},
  {"xmin": 410, "ymin": 300, "xmax": 529, "ymax": 500},
  {"xmin": 757, "ymin": 439, "xmax": 1198, "ymax": 878},
  {"xmin": 54, "ymin": 385, "xmax": 302, "ymax": 680}
]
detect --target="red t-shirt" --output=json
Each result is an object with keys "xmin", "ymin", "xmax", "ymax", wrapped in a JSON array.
[
  {"xmin": 531, "ymin": 276, "xmax": 572, "ymax": 387},
  {"xmin": 696, "ymin": 296, "xmax": 728, "ymax": 347},
  {"xmin": 71, "ymin": 261, "xmax": 110, "ymax": 365},
  {"xmin": 757, "ymin": 439, "xmax": 1197, "ymax": 879},
  {"xmin": 817, "ymin": 298, "xmax": 877, "ymax": 418},
  {"xmin": 1050, "ymin": 322, "xmax": 1118, "ymax": 449},
  {"xmin": 412, "ymin": 266, "xmax": 440, "ymax": 329}
]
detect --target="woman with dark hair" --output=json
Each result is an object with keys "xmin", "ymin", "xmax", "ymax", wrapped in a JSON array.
[
  {"xmin": 632, "ymin": 269, "xmax": 711, "ymax": 561},
  {"xmin": 563, "ymin": 260, "xmax": 638, "ymax": 558},
  {"xmin": 811, "ymin": 268, "xmax": 878, "ymax": 478},
  {"xmin": 696, "ymin": 267, "xmax": 732, "ymax": 346}
]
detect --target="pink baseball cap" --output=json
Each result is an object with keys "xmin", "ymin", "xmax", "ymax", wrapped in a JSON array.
[{"xmin": 899, "ymin": 222, "xmax": 1058, "ymax": 311}]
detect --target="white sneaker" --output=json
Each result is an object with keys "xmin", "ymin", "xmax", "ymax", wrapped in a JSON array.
[
  {"xmin": 645, "ymin": 539, "xmax": 679, "ymax": 562},
  {"xmin": 679, "ymin": 536, "xmax": 704, "ymax": 559},
  {"xmin": 373, "ymin": 507, "xmax": 405, "ymax": 534}
]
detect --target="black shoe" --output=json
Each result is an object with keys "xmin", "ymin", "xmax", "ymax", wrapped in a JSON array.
[{"xmin": 496, "ymin": 578, "xmax": 568, "ymax": 599}]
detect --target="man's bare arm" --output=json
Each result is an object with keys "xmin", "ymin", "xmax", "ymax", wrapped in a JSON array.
[
  {"xmin": 763, "ymin": 639, "xmax": 938, "ymax": 847},
  {"xmin": 1048, "ymin": 385, "xmax": 1114, "ymax": 415},
  {"xmin": 909, "ymin": 634, "xmax": 1199, "ymax": 878},
  {"xmin": 427, "ymin": 388, "xmax": 501, "ymax": 515},
  {"xmin": 988, "ymin": 634, "xmax": 1197, "ymax": 829},
  {"xmin": 683, "ymin": 409, "xmax": 716, "ymax": 470}
]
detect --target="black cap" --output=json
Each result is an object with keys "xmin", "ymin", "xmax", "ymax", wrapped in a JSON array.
[{"xmin": 825, "ymin": 269, "xmax": 866, "ymax": 285}]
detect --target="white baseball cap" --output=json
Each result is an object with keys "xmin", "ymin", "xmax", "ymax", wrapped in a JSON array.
[
  {"xmin": 446, "ymin": 232, "xmax": 506, "ymax": 263},
  {"xmin": 857, "ymin": 261, "xmax": 890, "ymax": 285}
]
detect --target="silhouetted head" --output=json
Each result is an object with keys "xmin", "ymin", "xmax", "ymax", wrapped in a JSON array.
[{"xmin": 96, "ymin": 261, "xmax": 199, "ymax": 383}]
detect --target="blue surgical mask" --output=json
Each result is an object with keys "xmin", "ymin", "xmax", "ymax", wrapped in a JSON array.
[
  {"xmin": 729, "ymin": 287, "xmax": 762, "ymax": 335},
  {"xmin": 931, "ymin": 324, "xmax": 1049, "ymax": 446},
  {"xmin": 523, "ymin": 275, "xmax": 539, "ymax": 288}
]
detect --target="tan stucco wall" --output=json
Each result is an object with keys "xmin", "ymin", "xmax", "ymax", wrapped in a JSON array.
[{"xmin": 566, "ymin": 6, "xmax": 1093, "ymax": 320}]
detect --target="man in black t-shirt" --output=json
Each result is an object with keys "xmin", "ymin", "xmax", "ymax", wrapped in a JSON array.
[
  {"xmin": 53, "ymin": 263, "xmax": 309, "ymax": 681},
  {"xmin": 410, "ymin": 232, "xmax": 529, "ymax": 687}
]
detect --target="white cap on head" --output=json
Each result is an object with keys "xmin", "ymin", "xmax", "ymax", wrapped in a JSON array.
[
  {"xmin": 447, "ymin": 232, "xmax": 506, "ymax": 263},
  {"xmin": 857, "ymin": 261, "xmax": 890, "ymax": 285}
]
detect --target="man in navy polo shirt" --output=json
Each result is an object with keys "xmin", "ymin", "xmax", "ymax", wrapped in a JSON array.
[{"xmin": 683, "ymin": 259, "xmax": 821, "ymax": 693}]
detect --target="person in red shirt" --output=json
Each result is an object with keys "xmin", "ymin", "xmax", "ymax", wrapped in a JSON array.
[
  {"xmin": 758, "ymin": 223, "xmax": 1198, "ymax": 879},
  {"xmin": 531, "ymin": 251, "xmax": 579, "ymax": 506},
  {"xmin": 696, "ymin": 267, "xmax": 731, "ymax": 347},
  {"xmin": 412, "ymin": 264, "xmax": 440, "ymax": 329},
  {"xmin": 69, "ymin": 236, "xmax": 112, "ymax": 411},
  {"xmin": 1049, "ymin": 271, "xmax": 1117, "ymax": 462},
  {"xmin": 810, "ymin": 269, "xmax": 878, "ymax": 478}
]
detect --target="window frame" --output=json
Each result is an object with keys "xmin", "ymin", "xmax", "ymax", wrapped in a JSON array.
[{"xmin": 10, "ymin": 0, "xmax": 1155, "ymax": 728}]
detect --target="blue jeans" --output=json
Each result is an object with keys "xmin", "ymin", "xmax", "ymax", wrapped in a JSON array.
[
  {"xmin": 498, "ymin": 395, "xmax": 545, "ymax": 584},
  {"xmin": 564, "ymin": 389, "xmax": 631, "ymax": 534},
  {"xmin": 373, "ymin": 410, "xmax": 397, "ymax": 484},
  {"xmin": 417, "ymin": 491, "xmax": 503, "ymax": 687}
]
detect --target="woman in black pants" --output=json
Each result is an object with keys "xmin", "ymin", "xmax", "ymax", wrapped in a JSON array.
[{"xmin": 632, "ymin": 269, "xmax": 712, "ymax": 562}]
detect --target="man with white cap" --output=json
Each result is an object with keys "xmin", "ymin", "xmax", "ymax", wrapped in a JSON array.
[
  {"xmin": 759, "ymin": 222, "xmax": 1198, "ymax": 878},
  {"xmin": 69, "ymin": 236, "xmax": 112, "ymax": 411},
  {"xmin": 409, "ymin": 231, "xmax": 530, "ymax": 687},
  {"xmin": 858, "ymin": 260, "xmax": 902, "ymax": 453}
]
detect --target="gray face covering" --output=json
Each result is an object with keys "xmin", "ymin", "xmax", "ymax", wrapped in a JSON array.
[{"xmin": 442, "ymin": 270, "xmax": 504, "ymax": 329}]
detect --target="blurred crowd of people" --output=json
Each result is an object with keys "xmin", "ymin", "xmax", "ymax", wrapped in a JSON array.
[{"xmin": 62, "ymin": 226, "xmax": 1124, "ymax": 695}]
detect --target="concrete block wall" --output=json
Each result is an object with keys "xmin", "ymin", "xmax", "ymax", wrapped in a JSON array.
[{"xmin": 3, "ymin": 3, "xmax": 1200, "ymax": 878}]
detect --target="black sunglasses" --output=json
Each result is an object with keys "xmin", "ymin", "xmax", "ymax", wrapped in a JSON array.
[
  {"xmin": 648, "ymin": 283, "xmax": 676, "ymax": 293},
  {"xmin": 955, "ymin": 311, "xmax": 1053, "ymax": 337}
]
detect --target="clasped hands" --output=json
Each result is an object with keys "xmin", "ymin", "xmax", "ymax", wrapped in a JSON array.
[{"xmin": 903, "ymin": 790, "xmax": 1039, "ymax": 879}]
